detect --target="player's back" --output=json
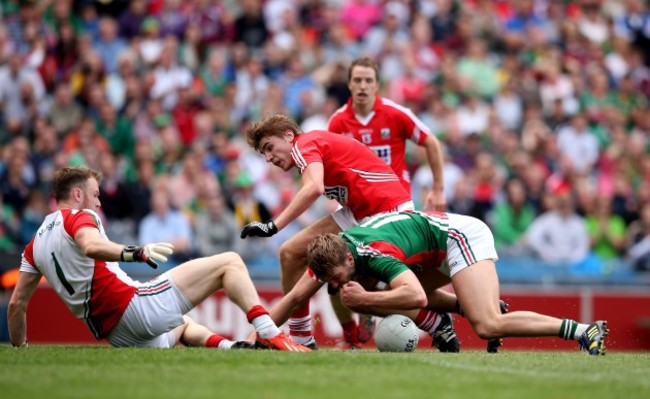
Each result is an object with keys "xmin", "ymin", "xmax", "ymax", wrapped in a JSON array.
[{"xmin": 294, "ymin": 131, "xmax": 411, "ymax": 220}]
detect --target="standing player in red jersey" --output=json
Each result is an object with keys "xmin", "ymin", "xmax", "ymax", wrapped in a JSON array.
[
  {"xmin": 328, "ymin": 57, "xmax": 446, "ymax": 211},
  {"xmin": 8, "ymin": 166, "xmax": 309, "ymax": 352},
  {"xmin": 326, "ymin": 57, "xmax": 448, "ymax": 347},
  {"xmin": 240, "ymin": 114, "xmax": 460, "ymax": 350}
]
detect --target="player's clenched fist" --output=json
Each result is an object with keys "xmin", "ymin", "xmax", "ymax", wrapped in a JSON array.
[
  {"xmin": 121, "ymin": 243, "xmax": 174, "ymax": 269},
  {"xmin": 240, "ymin": 221, "xmax": 278, "ymax": 238}
]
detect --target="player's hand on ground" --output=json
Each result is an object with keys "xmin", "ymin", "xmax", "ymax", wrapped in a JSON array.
[
  {"xmin": 340, "ymin": 281, "xmax": 367, "ymax": 308},
  {"xmin": 121, "ymin": 243, "xmax": 174, "ymax": 269},
  {"xmin": 240, "ymin": 221, "xmax": 278, "ymax": 238}
]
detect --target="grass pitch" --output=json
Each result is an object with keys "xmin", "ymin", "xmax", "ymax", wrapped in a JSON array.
[{"xmin": 1, "ymin": 346, "xmax": 648, "ymax": 399}]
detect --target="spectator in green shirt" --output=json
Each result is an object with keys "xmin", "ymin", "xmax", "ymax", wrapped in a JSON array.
[
  {"xmin": 489, "ymin": 178, "xmax": 536, "ymax": 255},
  {"xmin": 585, "ymin": 194, "xmax": 626, "ymax": 259}
]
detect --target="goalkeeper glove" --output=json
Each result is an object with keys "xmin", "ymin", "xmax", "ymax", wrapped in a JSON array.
[
  {"xmin": 121, "ymin": 243, "xmax": 174, "ymax": 269},
  {"xmin": 240, "ymin": 221, "xmax": 278, "ymax": 238}
]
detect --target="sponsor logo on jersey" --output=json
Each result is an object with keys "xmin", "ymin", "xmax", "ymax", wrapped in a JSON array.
[{"xmin": 381, "ymin": 128, "xmax": 390, "ymax": 139}]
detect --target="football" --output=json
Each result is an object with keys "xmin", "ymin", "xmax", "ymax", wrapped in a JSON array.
[{"xmin": 374, "ymin": 314, "xmax": 419, "ymax": 352}]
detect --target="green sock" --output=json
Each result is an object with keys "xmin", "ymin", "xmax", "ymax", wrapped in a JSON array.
[{"xmin": 559, "ymin": 319, "xmax": 578, "ymax": 340}]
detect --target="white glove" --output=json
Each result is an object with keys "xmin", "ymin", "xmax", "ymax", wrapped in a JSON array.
[{"xmin": 121, "ymin": 243, "xmax": 175, "ymax": 269}]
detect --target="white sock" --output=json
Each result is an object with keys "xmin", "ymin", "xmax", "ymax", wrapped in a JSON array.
[
  {"xmin": 218, "ymin": 340, "xmax": 235, "ymax": 349},
  {"xmin": 252, "ymin": 314, "xmax": 281, "ymax": 339},
  {"xmin": 574, "ymin": 323, "xmax": 589, "ymax": 340}
]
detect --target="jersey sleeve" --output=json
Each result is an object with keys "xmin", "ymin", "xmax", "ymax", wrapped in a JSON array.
[
  {"xmin": 400, "ymin": 107, "xmax": 431, "ymax": 146},
  {"xmin": 327, "ymin": 115, "xmax": 341, "ymax": 133},
  {"xmin": 63, "ymin": 209, "xmax": 100, "ymax": 238},
  {"xmin": 291, "ymin": 136, "xmax": 324, "ymax": 174},
  {"xmin": 366, "ymin": 255, "xmax": 410, "ymax": 283},
  {"xmin": 19, "ymin": 239, "xmax": 40, "ymax": 274}
]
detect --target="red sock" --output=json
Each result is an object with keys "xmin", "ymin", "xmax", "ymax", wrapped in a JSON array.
[
  {"xmin": 415, "ymin": 309, "xmax": 439, "ymax": 335},
  {"xmin": 205, "ymin": 334, "xmax": 226, "ymax": 348},
  {"xmin": 246, "ymin": 305, "xmax": 268, "ymax": 323},
  {"xmin": 341, "ymin": 321, "xmax": 359, "ymax": 344}
]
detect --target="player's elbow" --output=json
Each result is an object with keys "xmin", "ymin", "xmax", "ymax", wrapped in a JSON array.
[{"xmin": 411, "ymin": 292, "xmax": 428, "ymax": 308}]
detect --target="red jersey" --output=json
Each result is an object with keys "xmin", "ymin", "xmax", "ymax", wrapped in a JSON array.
[
  {"xmin": 327, "ymin": 96, "xmax": 431, "ymax": 192},
  {"xmin": 20, "ymin": 208, "xmax": 137, "ymax": 339},
  {"xmin": 291, "ymin": 131, "xmax": 411, "ymax": 220}
]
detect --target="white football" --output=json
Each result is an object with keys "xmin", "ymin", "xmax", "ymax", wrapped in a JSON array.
[{"xmin": 374, "ymin": 314, "xmax": 419, "ymax": 352}]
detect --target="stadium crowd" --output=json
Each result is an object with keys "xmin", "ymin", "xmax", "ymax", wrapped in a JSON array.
[{"xmin": 0, "ymin": 0, "xmax": 650, "ymax": 283}]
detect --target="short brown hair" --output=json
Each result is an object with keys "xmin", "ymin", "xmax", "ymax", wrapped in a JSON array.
[
  {"xmin": 245, "ymin": 114, "xmax": 302, "ymax": 152},
  {"xmin": 348, "ymin": 57, "xmax": 380, "ymax": 83},
  {"xmin": 307, "ymin": 233, "xmax": 350, "ymax": 281},
  {"xmin": 52, "ymin": 166, "xmax": 102, "ymax": 201}
]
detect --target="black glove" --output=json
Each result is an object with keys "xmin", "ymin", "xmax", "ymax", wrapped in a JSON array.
[
  {"xmin": 240, "ymin": 221, "xmax": 278, "ymax": 238},
  {"xmin": 121, "ymin": 243, "xmax": 174, "ymax": 269}
]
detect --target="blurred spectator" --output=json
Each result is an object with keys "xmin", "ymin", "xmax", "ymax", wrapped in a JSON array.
[
  {"xmin": 234, "ymin": 0, "xmax": 269, "ymax": 49},
  {"xmin": 456, "ymin": 38, "xmax": 500, "ymax": 98},
  {"xmin": 49, "ymin": 81, "xmax": 83, "ymax": 137},
  {"xmin": 17, "ymin": 189, "xmax": 47, "ymax": 246},
  {"xmin": 93, "ymin": 16, "xmax": 127, "ymax": 74},
  {"xmin": 151, "ymin": 39, "xmax": 193, "ymax": 111},
  {"xmin": 490, "ymin": 178, "xmax": 536, "ymax": 255},
  {"xmin": 340, "ymin": 0, "xmax": 382, "ymax": 42},
  {"xmin": 0, "ymin": 191, "xmax": 19, "ymax": 252},
  {"xmin": 0, "ymin": 52, "xmax": 45, "ymax": 135},
  {"xmin": 0, "ymin": 137, "xmax": 38, "ymax": 215},
  {"xmin": 138, "ymin": 186, "xmax": 193, "ymax": 263},
  {"xmin": 118, "ymin": 0, "xmax": 148, "ymax": 39},
  {"xmin": 194, "ymin": 191, "xmax": 241, "ymax": 257},
  {"xmin": 556, "ymin": 113, "xmax": 600, "ymax": 175},
  {"xmin": 526, "ymin": 192, "xmax": 590, "ymax": 264},
  {"xmin": 627, "ymin": 202, "xmax": 650, "ymax": 272},
  {"xmin": 585, "ymin": 194, "xmax": 627, "ymax": 260}
]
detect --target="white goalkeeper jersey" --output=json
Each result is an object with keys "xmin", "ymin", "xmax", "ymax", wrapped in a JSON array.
[{"xmin": 20, "ymin": 208, "xmax": 138, "ymax": 339}]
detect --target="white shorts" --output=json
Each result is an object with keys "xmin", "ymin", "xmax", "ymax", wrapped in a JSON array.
[
  {"xmin": 332, "ymin": 201, "xmax": 415, "ymax": 231},
  {"xmin": 438, "ymin": 213, "xmax": 499, "ymax": 278},
  {"xmin": 107, "ymin": 272, "xmax": 194, "ymax": 348}
]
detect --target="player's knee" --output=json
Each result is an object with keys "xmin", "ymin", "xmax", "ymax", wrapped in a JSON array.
[
  {"xmin": 215, "ymin": 251, "xmax": 244, "ymax": 265},
  {"xmin": 279, "ymin": 242, "xmax": 306, "ymax": 271},
  {"xmin": 470, "ymin": 318, "xmax": 500, "ymax": 340}
]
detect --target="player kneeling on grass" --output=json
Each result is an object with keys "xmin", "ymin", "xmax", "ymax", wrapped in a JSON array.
[
  {"xmin": 269, "ymin": 210, "xmax": 608, "ymax": 355},
  {"xmin": 8, "ymin": 166, "xmax": 309, "ymax": 352}
]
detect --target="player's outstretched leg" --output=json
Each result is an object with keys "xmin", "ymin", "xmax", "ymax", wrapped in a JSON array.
[
  {"xmin": 432, "ymin": 313, "xmax": 461, "ymax": 353},
  {"xmin": 486, "ymin": 300, "xmax": 509, "ymax": 353},
  {"xmin": 578, "ymin": 321, "xmax": 608, "ymax": 356}
]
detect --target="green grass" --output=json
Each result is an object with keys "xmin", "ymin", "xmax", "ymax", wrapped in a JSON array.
[{"xmin": 1, "ymin": 346, "xmax": 649, "ymax": 399}]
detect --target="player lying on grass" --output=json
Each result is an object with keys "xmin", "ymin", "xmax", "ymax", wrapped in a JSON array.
[
  {"xmin": 8, "ymin": 166, "xmax": 308, "ymax": 352},
  {"xmin": 268, "ymin": 210, "xmax": 609, "ymax": 355}
]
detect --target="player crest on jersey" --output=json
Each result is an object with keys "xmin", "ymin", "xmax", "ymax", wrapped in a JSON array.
[
  {"xmin": 361, "ymin": 133, "xmax": 372, "ymax": 144},
  {"xmin": 381, "ymin": 128, "xmax": 390, "ymax": 139}
]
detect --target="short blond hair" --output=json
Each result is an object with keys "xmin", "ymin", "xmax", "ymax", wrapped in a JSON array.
[
  {"xmin": 307, "ymin": 234, "xmax": 349, "ymax": 281},
  {"xmin": 245, "ymin": 114, "xmax": 302, "ymax": 152}
]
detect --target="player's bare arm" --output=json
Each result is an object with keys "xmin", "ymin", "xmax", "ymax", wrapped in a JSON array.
[
  {"xmin": 422, "ymin": 135, "xmax": 446, "ymax": 211},
  {"xmin": 75, "ymin": 226, "xmax": 173, "ymax": 269},
  {"xmin": 269, "ymin": 271, "xmax": 324, "ymax": 326},
  {"xmin": 273, "ymin": 162, "xmax": 324, "ymax": 230},
  {"xmin": 7, "ymin": 271, "xmax": 42, "ymax": 347},
  {"xmin": 341, "ymin": 271, "xmax": 427, "ymax": 311}
]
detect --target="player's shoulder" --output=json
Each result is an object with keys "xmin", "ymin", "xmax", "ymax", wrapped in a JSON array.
[
  {"xmin": 379, "ymin": 97, "xmax": 414, "ymax": 116},
  {"xmin": 327, "ymin": 103, "xmax": 350, "ymax": 124}
]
